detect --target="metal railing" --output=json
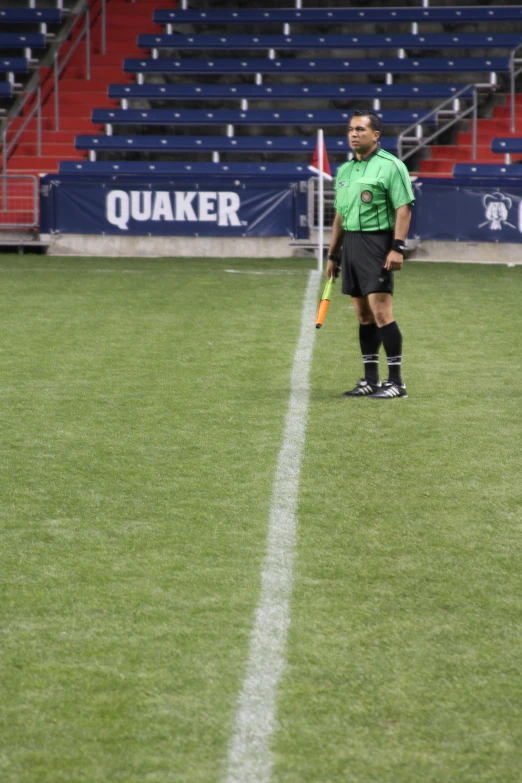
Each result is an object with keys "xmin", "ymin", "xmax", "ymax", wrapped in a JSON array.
[
  {"xmin": 398, "ymin": 84, "xmax": 482, "ymax": 163},
  {"xmin": 510, "ymin": 43, "xmax": 522, "ymax": 133},
  {"xmin": 0, "ymin": 0, "xmax": 109, "ymax": 174},
  {"xmin": 0, "ymin": 174, "xmax": 39, "ymax": 229}
]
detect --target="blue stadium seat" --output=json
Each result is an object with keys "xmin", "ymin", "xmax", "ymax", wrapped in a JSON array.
[
  {"xmin": 153, "ymin": 8, "xmax": 522, "ymax": 26},
  {"xmin": 74, "ymin": 134, "xmax": 398, "ymax": 155},
  {"xmin": 108, "ymin": 83, "xmax": 474, "ymax": 105},
  {"xmin": 490, "ymin": 138, "xmax": 522, "ymax": 164},
  {"xmin": 123, "ymin": 56, "xmax": 509, "ymax": 77},
  {"xmin": 91, "ymin": 108, "xmax": 434, "ymax": 130},
  {"xmin": 0, "ymin": 82, "xmax": 12, "ymax": 97},
  {"xmin": 0, "ymin": 33, "xmax": 46, "ymax": 50},
  {"xmin": 138, "ymin": 33, "xmax": 522, "ymax": 53},
  {"xmin": 58, "ymin": 160, "xmax": 326, "ymax": 178},
  {"xmin": 0, "ymin": 8, "xmax": 62, "ymax": 24},
  {"xmin": 0, "ymin": 58, "xmax": 29, "ymax": 74},
  {"xmin": 491, "ymin": 138, "xmax": 522, "ymax": 154},
  {"xmin": 453, "ymin": 163, "xmax": 522, "ymax": 177}
]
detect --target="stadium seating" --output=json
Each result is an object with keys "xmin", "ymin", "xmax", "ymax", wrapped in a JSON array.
[
  {"xmin": 138, "ymin": 33, "xmax": 522, "ymax": 54},
  {"xmin": 0, "ymin": 58, "xmax": 29, "ymax": 74},
  {"xmin": 74, "ymin": 134, "xmax": 399, "ymax": 158},
  {"xmin": 153, "ymin": 7, "xmax": 522, "ymax": 27},
  {"xmin": 0, "ymin": 33, "xmax": 47, "ymax": 51},
  {"xmin": 0, "ymin": 82, "xmax": 12, "ymax": 98},
  {"xmin": 0, "ymin": 8, "xmax": 62, "ymax": 35},
  {"xmin": 0, "ymin": 58, "xmax": 29, "ymax": 86},
  {"xmin": 108, "ymin": 83, "xmax": 474, "ymax": 108},
  {"xmin": 453, "ymin": 163, "xmax": 522, "ymax": 177},
  {"xmin": 58, "ymin": 5, "xmax": 522, "ymax": 181},
  {"xmin": 491, "ymin": 138, "xmax": 522, "ymax": 163},
  {"xmin": 91, "ymin": 108, "xmax": 435, "ymax": 132},
  {"xmin": 123, "ymin": 56, "xmax": 509, "ymax": 79},
  {"xmin": 59, "ymin": 160, "xmax": 324, "ymax": 178}
]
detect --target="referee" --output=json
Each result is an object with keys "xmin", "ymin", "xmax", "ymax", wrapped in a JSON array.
[{"xmin": 326, "ymin": 109, "xmax": 415, "ymax": 399}]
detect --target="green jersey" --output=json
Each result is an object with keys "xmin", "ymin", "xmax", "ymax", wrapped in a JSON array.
[{"xmin": 334, "ymin": 147, "xmax": 415, "ymax": 232}]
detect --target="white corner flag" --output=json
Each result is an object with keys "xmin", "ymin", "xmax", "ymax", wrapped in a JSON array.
[{"xmin": 309, "ymin": 129, "xmax": 332, "ymax": 272}]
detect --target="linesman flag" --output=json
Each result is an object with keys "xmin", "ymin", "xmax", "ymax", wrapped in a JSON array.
[
  {"xmin": 308, "ymin": 137, "xmax": 332, "ymax": 181},
  {"xmin": 315, "ymin": 277, "xmax": 335, "ymax": 329}
]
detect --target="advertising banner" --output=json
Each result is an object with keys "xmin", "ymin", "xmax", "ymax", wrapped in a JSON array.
[
  {"xmin": 40, "ymin": 176, "xmax": 301, "ymax": 237},
  {"xmin": 411, "ymin": 178, "xmax": 522, "ymax": 243}
]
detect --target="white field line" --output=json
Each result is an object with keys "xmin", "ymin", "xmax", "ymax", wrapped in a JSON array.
[{"xmin": 224, "ymin": 269, "xmax": 321, "ymax": 783}]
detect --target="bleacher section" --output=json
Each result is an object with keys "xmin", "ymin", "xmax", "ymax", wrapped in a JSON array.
[
  {"xmin": 0, "ymin": 8, "xmax": 63, "ymax": 36},
  {"xmin": 0, "ymin": 6, "xmax": 65, "ymax": 116},
  {"xmin": 491, "ymin": 138, "xmax": 522, "ymax": 163},
  {"xmin": 4, "ymin": 3, "xmax": 522, "ymax": 185},
  {"xmin": 123, "ymin": 56, "xmax": 508, "ymax": 79},
  {"xmin": 108, "ymin": 83, "xmax": 474, "ymax": 109},
  {"xmin": 59, "ymin": 160, "xmax": 318, "ymax": 177},
  {"xmin": 153, "ymin": 7, "xmax": 522, "ymax": 27},
  {"xmin": 453, "ymin": 163, "xmax": 522, "ymax": 177},
  {"xmin": 453, "ymin": 137, "xmax": 522, "ymax": 176},
  {"xmin": 0, "ymin": 33, "xmax": 47, "ymax": 60},
  {"xmin": 92, "ymin": 108, "xmax": 436, "ymax": 131},
  {"xmin": 0, "ymin": 58, "xmax": 29, "ymax": 80},
  {"xmin": 83, "ymin": 5, "xmax": 522, "ymax": 177},
  {"xmin": 75, "ymin": 134, "xmax": 400, "ymax": 160},
  {"xmin": 138, "ymin": 33, "xmax": 522, "ymax": 54}
]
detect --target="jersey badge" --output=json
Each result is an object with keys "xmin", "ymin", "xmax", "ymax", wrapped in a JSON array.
[{"xmin": 361, "ymin": 190, "xmax": 373, "ymax": 203}]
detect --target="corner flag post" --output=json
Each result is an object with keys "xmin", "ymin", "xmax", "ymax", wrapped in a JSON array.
[
  {"xmin": 308, "ymin": 129, "xmax": 332, "ymax": 273},
  {"xmin": 318, "ymin": 128, "xmax": 324, "ymax": 273}
]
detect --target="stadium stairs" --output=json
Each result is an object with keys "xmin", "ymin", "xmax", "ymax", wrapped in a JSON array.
[
  {"xmin": 6, "ymin": 0, "xmax": 162, "ymax": 178},
  {"xmin": 419, "ymin": 97, "xmax": 522, "ymax": 176}
]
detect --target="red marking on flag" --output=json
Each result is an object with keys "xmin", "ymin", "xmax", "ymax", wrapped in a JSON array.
[{"xmin": 308, "ymin": 138, "xmax": 332, "ymax": 180}]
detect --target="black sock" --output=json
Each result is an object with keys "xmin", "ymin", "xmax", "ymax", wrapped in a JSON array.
[
  {"xmin": 359, "ymin": 323, "xmax": 381, "ymax": 384},
  {"xmin": 379, "ymin": 321, "xmax": 403, "ymax": 384}
]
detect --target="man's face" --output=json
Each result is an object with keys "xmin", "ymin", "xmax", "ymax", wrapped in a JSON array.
[{"xmin": 347, "ymin": 116, "xmax": 380, "ymax": 158}]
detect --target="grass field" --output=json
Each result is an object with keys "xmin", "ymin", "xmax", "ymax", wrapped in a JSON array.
[{"xmin": 0, "ymin": 254, "xmax": 520, "ymax": 783}]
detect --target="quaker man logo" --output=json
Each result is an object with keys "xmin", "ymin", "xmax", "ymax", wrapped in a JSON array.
[
  {"xmin": 361, "ymin": 190, "xmax": 373, "ymax": 203},
  {"xmin": 479, "ymin": 192, "xmax": 516, "ymax": 231}
]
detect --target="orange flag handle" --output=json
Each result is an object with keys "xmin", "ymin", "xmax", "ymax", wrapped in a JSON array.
[
  {"xmin": 315, "ymin": 277, "xmax": 335, "ymax": 329},
  {"xmin": 315, "ymin": 298, "xmax": 330, "ymax": 329}
]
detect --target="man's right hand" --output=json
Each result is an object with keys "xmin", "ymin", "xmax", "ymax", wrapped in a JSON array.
[{"xmin": 326, "ymin": 258, "xmax": 340, "ymax": 279}]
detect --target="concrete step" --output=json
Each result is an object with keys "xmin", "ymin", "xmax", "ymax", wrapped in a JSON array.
[
  {"xmin": 17, "ymin": 143, "xmax": 88, "ymax": 156},
  {"xmin": 66, "ymin": 54, "xmax": 129, "ymax": 68},
  {"xmin": 7, "ymin": 130, "xmax": 78, "ymax": 145},
  {"xmin": 419, "ymin": 160, "xmax": 454, "ymax": 174},
  {"xmin": 471, "ymin": 118, "xmax": 516, "ymax": 132},
  {"xmin": 430, "ymin": 145, "xmax": 502, "ymax": 162},
  {"xmin": 493, "ymin": 105, "xmax": 522, "ymax": 119},
  {"xmin": 23, "ymin": 105, "xmax": 93, "ymax": 119},
  {"xmin": 91, "ymin": 45, "xmax": 143, "ymax": 56},
  {"xmin": 58, "ymin": 79, "xmax": 113, "ymax": 92},
  {"xmin": 7, "ymin": 156, "xmax": 80, "ymax": 173},
  {"xmin": 457, "ymin": 131, "xmax": 519, "ymax": 144},
  {"xmin": 61, "ymin": 65, "xmax": 130, "ymax": 81},
  {"xmin": 49, "ymin": 92, "xmax": 117, "ymax": 106}
]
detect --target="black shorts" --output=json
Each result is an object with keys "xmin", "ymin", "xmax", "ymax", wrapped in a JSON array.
[{"xmin": 341, "ymin": 230, "xmax": 394, "ymax": 298}]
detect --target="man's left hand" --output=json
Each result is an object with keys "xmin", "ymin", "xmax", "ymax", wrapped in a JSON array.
[{"xmin": 384, "ymin": 250, "xmax": 404, "ymax": 271}]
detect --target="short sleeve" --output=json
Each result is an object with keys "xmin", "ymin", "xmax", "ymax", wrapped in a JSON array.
[{"xmin": 387, "ymin": 160, "xmax": 415, "ymax": 209}]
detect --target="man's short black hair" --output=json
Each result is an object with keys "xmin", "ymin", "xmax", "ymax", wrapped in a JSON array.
[{"xmin": 350, "ymin": 109, "xmax": 382, "ymax": 133}]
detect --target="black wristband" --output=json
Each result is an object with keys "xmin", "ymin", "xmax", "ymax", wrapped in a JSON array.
[
  {"xmin": 391, "ymin": 239, "xmax": 406, "ymax": 254},
  {"xmin": 327, "ymin": 254, "xmax": 339, "ymax": 262}
]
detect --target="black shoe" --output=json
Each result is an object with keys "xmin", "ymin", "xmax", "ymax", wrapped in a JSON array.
[
  {"xmin": 369, "ymin": 380, "xmax": 408, "ymax": 399},
  {"xmin": 342, "ymin": 379, "xmax": 381, "ymax": 397}
]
